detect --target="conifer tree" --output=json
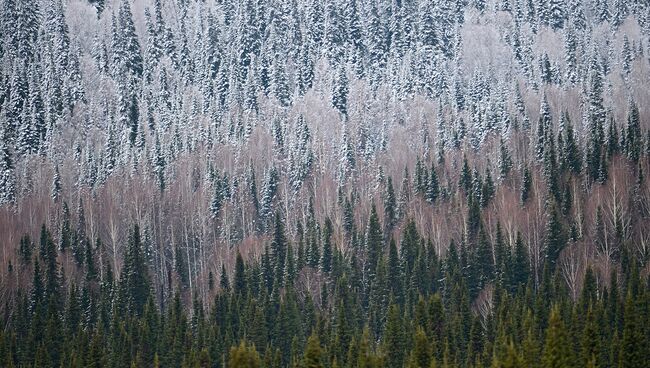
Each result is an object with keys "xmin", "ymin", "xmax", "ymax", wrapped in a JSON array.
[
  {"xmin": 384, "ymin": 177, "xmax": 397, "ymax": 229},
  {"xmin": 619, "ymin": 292, "xmax": 645, "ymax": 368},
  {"xmin": 271, "ymin": 211, "xmax": 289, "ymax": 286},
  {"xmin": 498, "ymin": 137, "xmax": 513, "ymax": 180},
  {"xmin": 0, "ymin": 128, "xmax": 16, "ymax": 205},
  {"xmin": 321, "ymin": 217, "xmax": 333, "ymax": 274},
  {"xmin": 230, "ymin": 341, "xmax": 261, "ymax": 368},
  {"xmin": 426, "ymin": 163, "xmax": 440, "ymax": 204},
  {"xmin": 303, "ymin": 333, "xmax": 324, "ymax": 368},
  {"xmin": 234, "ymin": 251, "xmax": 246, "ymax": 296},
  {"xmin": 544, "ymin": 205, "xmax": 565, "ymax": 272},
  {"xmin": 332, "ymin": 64, "xmax": 349, "ymax": 119},
  {"xmin": 117, "ymin": 225, "xmax": 151, "ymax": 316},
  {"xmin": 366, "ymin": 203, "xmax": 383, "ymax": 282},
  {"xmin": 520, "ymin": 166, "xmax": 532, "ymax": 204},
  {"xmin": 542, "ymin": 306, "xmax": 573, "ymax": 368},
  {"xmin": 383, "ymin": 303, "xmax": 405, "ymax": 368}
]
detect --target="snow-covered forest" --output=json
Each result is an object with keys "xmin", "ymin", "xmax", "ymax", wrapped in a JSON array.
[{"xmin": 1, "ymin": 0, "xmax": 650, "ymax": 366}]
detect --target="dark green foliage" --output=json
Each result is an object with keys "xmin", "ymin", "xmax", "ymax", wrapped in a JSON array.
[
  {"xmin": 303, "ymin": 333, "xmax": 324, "ymax": 368},
  {"xmin": 234, "ymin": 251, "xmax": 246, "ymax": 296},
  {"xmin": 521, "ymin": 166, "xmax": 532, "ymax": 204},
  {"xmin": 366, "ymin": 203, "xmax": 383, "ymax": 282},
  {"xmin": 460, "ymin": 155, "xmax": 472, "ymax": 193},
  {"xmin": 498, "ymin": 137, "xmax": 513, "ymax": 179},
  {"xmin": 271, "ymin": 211, "xmax": 288, "ymax": 285},
  {"xmin": 542, "ymin": 306, "xmax": 574, "ymax": 368},
  {"xmin": 426, "ymin": 163, "xmax": 440, "ymax": 204},
  {"xmin": 544, "ymin": 205, "xmax": 565, "ymax": 272},
  {"xmin": 321, "ymin": 217, "xmax": 333, "ymax": 274},
  {"xmin": 383, "ymin": 303, "xmax": 405, "ymax": 367},
  {"xmin": 175, "ymin": 244, "xmax": 188, "ymax": 287},
  {"xmin": 59, "ymin": 201, "xmax": 72, "ymax": 253},
  {"xmin": 3, "ymin": 217, "xmax": 650, "ymax": 368},
  {"xmin": 117, "ymin": 225, "xmax": 151, "ymax": 316},
  {"xmin": 230, "ymin": 341, "xmax": 261, "ymax": 367},
  {"xmin": 19, "ymin": 234, "xmax": 33, "ymax": 264}
]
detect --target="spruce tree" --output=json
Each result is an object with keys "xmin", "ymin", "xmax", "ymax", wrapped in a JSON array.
[
  {"xmin": 117, "ymin": 225, "xmax": 151, "ymax": 316},
  {"xmin": 426, "ymin": 163, "xmax": 440, "ymax": 204},
  {"xmin": 321, "ymin": 217, "xmax": 333, "ymax": 274},
  {"xmin": 366, "ymin": 203, "xmax": 383, "ymax": 282},
  {"xmin": 234, "ymin": 251, "xmax": 246, "ymax": 296},
  {"xmin": 520, "ymin": 166, "xmax": 532, "ymax": 205},
  {"xmin": 544, "ymin": 205, "xmax": 565, "ymax": 272},
  {"xmin": 229, "ymin": 341, "xmax": 261, "ymax": 368},
  {"xmin": 542, "ymin": 306, "xmax": 573, "ymax": 368},
  {"xmin": 383, "ymin": 303, "xmax": 405, "ymax": 368},
  {"xmin": 303, "ymin": 333, "xmax": 324, "ymax": 368}
]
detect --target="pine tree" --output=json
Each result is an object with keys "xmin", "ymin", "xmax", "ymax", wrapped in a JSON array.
[
  {"xmin": 383, "ymin": 303, "xmax": 405, "ymax": 367},
  {"xmin": 303, "ymin": 333, "xmax": 324, "ymax": 368},
  {"xmin": 174, "ymin": 244, "xmax": 188, "ymax": 287},
  {"xmin": 384, "ymin": 177, "xmax": 397, "ymax": 229},
  {"xmin": 508, "ymin": 231, "xmax": 529, "ymax": 291},
  {"xmin": 547, "ymin": 0, "xmax": 566, "ymax": 30},
  {"xmin": 474, "ymin": 225, "xmax": 494, "ymax": 293},
  {"xmin": 625, "ymin": 99, "xmax": 642, "ymax": 163},
  {"xmin": 561, "ymin": 112, "xmax": 582, "ymax": 175},
  {"xmin": 366, "ymin": 203, "xmax": 383, "ymax": 282},
  {"xmin": 520, "ymin": 166, "xmax": 532, "ymax": 204},
  {"xmin": 332, "ymin": 64, "xmax": 349, "ymax": 119},
  {"xmin": 234, "ymin": 251, "xmax": 246, "ymax": 296},
  {"xmin": 229, "ymin": 341, "xmax": 261, "ymax": 368},
  {"xmin": 619, "ymin": 292, "xmax": 645, "ymax": 368},
  {"xmin": 498, "ymin": 137, "xmax": 513, "ymax": 179},
  {"xmin": 271, "ymin": 212, "xmax": 288, "ymax": 285},
  {"xmin": 0, "ymin": 128, "xmax": 16, "ymax": 205},
  {"xmin": 544, "ymin": 205, "xmax": 565, "ymax": 272},
  {"xmin": 409, "ymin": 326, "xmax": 432, "ymax": 368},
  {"xmin": 321, "ymin": 217, "xmax": 333, "ymax": 274},
  {"xmin": 51, "ymin": 165, "xmax": 62, "ymax": 203},
  {"xmin": 260, "ymin": 167, "xmax": 280, "ymax": 230},
  {"xmin": 387, "ymin": 238, "xmax": 403, "ymax": 305},
  {"xmin": 587, "ymin": 59, "xmax": 606, "ymax": 181},
  {"xmin": 542, "ymin": 306, "xmax": 573, "ymax": 368},
  {"xmin": 117, "ymin": 225, "xmax": 151, "ymax": 316},
  {"xmin": 85, "ymin": 238, "xmax": 97, "ymax": 281},
  {"xmin": 19, "ymin": 234, "xmax": 33, "ymax": 264},
  {"xmin": 59, "ymin": 201, "xmax": 72, "ymax": 253},
  {"xmin": 460, "ymin": 155, "xmax": 472, "ymax": 193},
  {"xmin": 481, "ymin": 169, "xmax": 495, "ymax": 207},
  {"xmin": 153, "ymin": 133, "xmax": 166, "ymax": 192},
  {"xmin": 113, "ymin": 0, "xmax": 143, "ymax": 78},
  {"xmin": 271, "ymin": 54, "xmax": 290, "ymax": 107},
  {"xmin": 426, "ymin": 163, "xmax": 440, "ymax": 204}
]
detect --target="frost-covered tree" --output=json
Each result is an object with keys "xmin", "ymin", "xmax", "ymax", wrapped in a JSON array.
[
  {"xmin": 0, "ymin": 128, "xmax": 16, "ymax": 205},
  {"xmin": 332, "ymin": 64, "xmax": 349, "ymax": 119},
  {"xmin": 51, "ymin": 164, "xmax": 61, "ymax": 202}
]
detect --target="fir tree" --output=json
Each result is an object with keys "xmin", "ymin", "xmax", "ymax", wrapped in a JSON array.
[
  {"xmin": 426, "ymin": 163, "xmax": 440, "ymax": 204},
  {"xmin": 542, "ymin": 306, "xmax": 574, "ymax": 368},
  {"xmin": 303, "ymin": 333, "xmax": 324, "ymax": 368},
  {"xmin": 544, "ymin": 205, "xmax": 565, "ymax": 272},
  {"xmin": 384, "ymin": 177, "xmax": 397, "ymax": 229},
  {"xmin": 321, "ymin": 217, "xmax": 333, "ymax": 274},
  {"xmin": 117, "ymin": 225, "xmax": 151, "ymax": 316},
  {"xmin": 520, "ymin": 166, "xmax": 532, "ymax": 205},
  {"xmin": 229, "ymin": 341, "xmax": 261, "ymax": 368},
  {"xmin": 383, "ymin": 303, "xmax": 405, "ymax": 367},
  {"xmin": 366, "ymin": 203, "xmax": 383, "ymax": 283}
]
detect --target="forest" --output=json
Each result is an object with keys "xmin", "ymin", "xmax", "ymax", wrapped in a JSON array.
[{"xmin": 0, "ymin": 0, "xmax": 650, "ymax": 366}]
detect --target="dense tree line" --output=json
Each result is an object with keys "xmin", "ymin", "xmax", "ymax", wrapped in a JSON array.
[
  {"xmin": 1, "ymin": 0, "xmax": 650, "ymax": 366},
  {"xmin": 1, "ymin": 212, "xmax": 650, "ymax": 367}
]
